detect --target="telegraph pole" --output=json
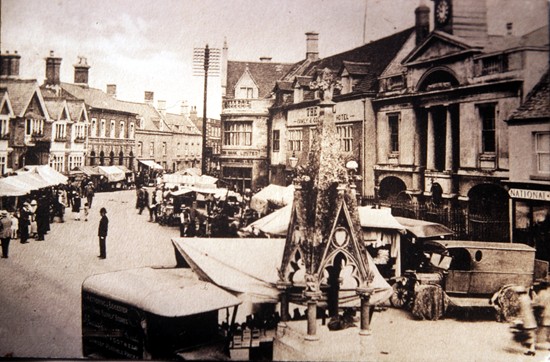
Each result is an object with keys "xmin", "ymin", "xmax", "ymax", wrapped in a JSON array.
[
  {"xmin": 193, "ymin": 44, "xmax": 220, "ymax": 176},
  {"xmin": 201, "ymin": 44, "xmax": 209, "ymax": 176}
]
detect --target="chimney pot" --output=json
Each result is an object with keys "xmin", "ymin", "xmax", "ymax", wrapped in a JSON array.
[{"xmin": 260, "ymin": 57, "xmax": 272, "ymax": 62}]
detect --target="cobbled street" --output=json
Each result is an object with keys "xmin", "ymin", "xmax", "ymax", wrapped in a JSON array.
[{"xmin": 0, "ymin": 190, "xmax": 548, "ymax": 361}]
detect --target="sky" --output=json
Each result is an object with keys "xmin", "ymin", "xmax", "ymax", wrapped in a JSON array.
[{"xmin": 1, "ymin": 0, "xmax": 548, "ymax": 118}]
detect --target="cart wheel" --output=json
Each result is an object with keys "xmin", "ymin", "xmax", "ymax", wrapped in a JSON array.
[{"xmin": 390, "ymin": 283, "xmax": 410, "ymax": 309}]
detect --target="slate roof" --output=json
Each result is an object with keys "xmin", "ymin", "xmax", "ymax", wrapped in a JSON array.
[
  {"xmin": 341, "ymin": 61, "xmax": 371, "ymax": 76},
  {"xmin": 0, "ymin": 78, "xmax": 43, "ymax": 117},
  {"xmin": 60, "ymin": 82, "xmax": 136, "ymax": 115},
  {"xmin": 509, "ymin": 70, "xmax": 550, "ymax": 121},
  {"xmin": 293, "ymin": 27, "xmax": 415, "ymax": 94},
  {"xmin": 117, "ymin": 100, "xmax": 169, "ymax": 133},
  {"xmin": 226, "ymin": 60, "xmax": 294, "ymax": 99},
  {"xmin": 484, "ymin": 26, "xmax": 549, "ymax": 54},
  {"xmin": 274, "ymin": 81, "xmax": 294, "ymax": 92},
  {"xmin": 164, "ymin": 112, "xmax": 202, "ymax": 135}
]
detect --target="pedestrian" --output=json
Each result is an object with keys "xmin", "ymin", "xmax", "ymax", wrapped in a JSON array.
[
  {"xmin": 35, "ymin": 197, "xmax": 49, "ymax": 241},
  {"xmin": 535, "ymin": 281, "xmax": 550, "ymax": 350},
  {"xmin": 83, "ymin": 202, "xmax": 89, "ymax": 221},
  {"xmin": 72, "ymin": 192, "xmax": 81, "ymax": 220},
  {"xmin": 19, "ymin": 202, "xmax": 31, "ymax": 244},
  {"xmin": 85, "ymin": 182, "xmax": 95, "ymax": 208},
  {"xmin": 29, "ymin": 199, "xmax": 38, "ymax": 238},
  {"xmin": 149, "ymin": 193, "xmax": 157, "ymax": 222},
  {"xmin": 98, "ymin": 207, "xmax": 108, "ymax": 259},
  {"xmin": 57, "ymin": 190, "xmax": 67, "ymax": 222},
  {"xmin": 0, "ymin": 210, "xmax": 13, "ymax": 258},
  {"xmin": 9, "ymin": 211, "xmax": 18, "ymax": 239},
  {"xmin": 515, "ymin": 286, "xmax": 538, "ymax": 356}
]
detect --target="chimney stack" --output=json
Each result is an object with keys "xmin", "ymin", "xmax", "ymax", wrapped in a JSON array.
[
  {"xmin": 106, "ymin": 84, "xmax": 117, "ymax": 98},
  {"xmin": 259, "ymin": 56, "xmax": 272, "ymax": 62},
  {"xmin": 74, "ymin": 56, "xmax": 90, "ymax": 85},
  {"xmin": 0, "ymin": 50, "xmax": 21, "ymax": 78},
  {"xmin": 305, "ymin": 32, "xmax": 319, "ymax": 61},
  {"xmin": 45, "ymin": 50, "xmax": 62, "ymax": 86},
  {"xmin": 157, "ymin": 100, "xmax": 166, "ymax": 116},
  {"xmin": 144, "ymin": 91, "xmax": 154, "ymax": 105},
  {"xmin": 415, "ymin": 3, "xmax": 430, "ymax": 45}
]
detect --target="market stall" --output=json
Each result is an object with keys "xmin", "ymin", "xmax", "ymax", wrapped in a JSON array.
[{"xmin": 249, "ymin": 184, "xmax": 294, "ymax": 216}]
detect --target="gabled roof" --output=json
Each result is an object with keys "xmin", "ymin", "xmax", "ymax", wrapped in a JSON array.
[
  {"xmin": 44, "ymin": 99, "xmax": 70, "ymax": 122},
  {"xmin": 164, "ymin": 112, "xmax": 202, "ymax": 136},
  {"xmin": 0, "ymin": 90, "xmax": 15, "ymax": 117},
  {"xmin": 402, "ymin": 30, "xmax": 482, "ymax": 65},
  {"xmin": 509, "ymin": 70, "xmax": 550, "ymax": 122},
  {"xmin": 0, "ymin": 78, "xmax": 49, "ymax": 119},
  {"xmin": 66, "ymin": 99, "xmax": 88, "ymax": 123},
  {"xmin": 226, "ymin": 60, "xmax": 294, "ymax": 99}
]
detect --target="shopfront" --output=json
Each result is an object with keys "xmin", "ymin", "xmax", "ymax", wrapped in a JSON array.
[{"xmin": 507, "ymin": 183, "xmax": 550, "ymax": 262}]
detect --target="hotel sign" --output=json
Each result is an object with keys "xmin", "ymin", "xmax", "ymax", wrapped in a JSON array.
[{"xmin": 508, "ymin": 188, "xmax": 550, "ymax": 201}]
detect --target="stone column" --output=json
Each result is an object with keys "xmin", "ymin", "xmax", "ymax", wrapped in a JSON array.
[
  {"xmin": 426, "ymin": 108, "xmax": 435, "ymax": 171},
  {"xmin": 356, "ymin": 287, "xmax": 373, "ymax": 336},
  {"xmin": 444, "ymin": 107, "xmax": 453, "ymax": 171},
  {"xmin": 277, "ymin": 281, "xmax": 292, "ymax": 322},
  {"xmin": 303, "ymin": 287, "xmax": 322, "ymax": 341}
]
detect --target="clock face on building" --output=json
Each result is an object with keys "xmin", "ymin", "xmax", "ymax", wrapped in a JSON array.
[{"xmin": 436, "ymin": 0, "xmax": 450, "ymax": 25}]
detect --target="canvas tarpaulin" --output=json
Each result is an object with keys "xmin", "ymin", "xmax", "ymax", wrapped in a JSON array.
[
  {"xmin": 97, "ymin": 166, "xmax": 126, "ymax": 183},
  {"xmin": 139, "ymin": 159, "xmax": 163, "ymax": 170},
  {"xmin": 250, "ymin": 184, "xmax": 294, "ymax": 215},
  {"xmin": 172, "ymin": 237, "xmax": 393, "ymax": 306}
]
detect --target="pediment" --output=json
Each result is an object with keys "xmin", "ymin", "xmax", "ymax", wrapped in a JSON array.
[{"xmin": 403, "ymin": 31, "xmax": 479, "ymax": 66}]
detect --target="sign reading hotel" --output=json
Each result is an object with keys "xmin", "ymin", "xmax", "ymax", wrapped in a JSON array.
[
  {"xmin": 287, "ymin": 100, "xmax": 364, "ymax": 126},
  {"xmin": 508, "ymin": 188, "xmax": 550, "ymax": 201}
]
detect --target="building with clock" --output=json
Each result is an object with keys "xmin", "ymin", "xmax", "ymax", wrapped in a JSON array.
[{"xmin": 372, "ymin": 0, "xmax": 549, "ymax": 241}]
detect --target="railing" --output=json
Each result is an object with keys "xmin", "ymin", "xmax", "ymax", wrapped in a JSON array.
[
  {"xmin": 222, "ymin": 98, "xmax": 273, "ymax": 113},
  {"xmin": 381, "ymin": 199, "xmax": 509, "ymax": 242}
]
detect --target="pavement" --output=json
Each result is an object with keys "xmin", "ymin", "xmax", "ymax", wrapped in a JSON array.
[{"xmin": 0, "ymin": 189, "xmax": 549, "ymax": 361}]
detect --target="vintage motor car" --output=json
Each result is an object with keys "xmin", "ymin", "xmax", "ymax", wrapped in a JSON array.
[{"xmin": 391, "ymin": 240, "xmax": 548, "ymax": 309}]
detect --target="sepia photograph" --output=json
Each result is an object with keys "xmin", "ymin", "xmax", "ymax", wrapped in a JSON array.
[{"xmin": 0, "ymin": 0, "xmax": 549, "ymax": 360}]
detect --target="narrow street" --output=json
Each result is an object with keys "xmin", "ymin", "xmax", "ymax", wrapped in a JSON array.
[{"xmin": 0, "ymin": 189, "xmax": 548, "ymax": 361}]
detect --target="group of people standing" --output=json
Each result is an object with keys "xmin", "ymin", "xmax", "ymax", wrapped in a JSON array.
[{"xmin": 0, "ymin": 180, "xmax": 96, "ymax": 259}]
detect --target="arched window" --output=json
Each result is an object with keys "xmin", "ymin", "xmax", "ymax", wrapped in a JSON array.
[
  {"xmin": 119, "ymin": 150, "xmax": 124, "ymax": 165},
  {"xmin": 109, "ymin": 150, "xmax": 115, "ymax": 165},
  {"xmin": 89, "ymin": 150, "xmax": 96, "ymax": 166},
  {"xmin": 99, "ymin": 150, "xmax": 105, "ymax": 166}
]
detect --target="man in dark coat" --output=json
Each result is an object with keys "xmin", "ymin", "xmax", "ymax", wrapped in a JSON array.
[
  {"xmin": 98, "ymin": 207, "xmax": 108, "ymax": 259},
  {"xmin": 35, "ymin": 197, "xmax": 50, "ymax": 241},
  {"xmin": 19, "ymin": 202, "xmax": 31, "ymax": 244}
]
